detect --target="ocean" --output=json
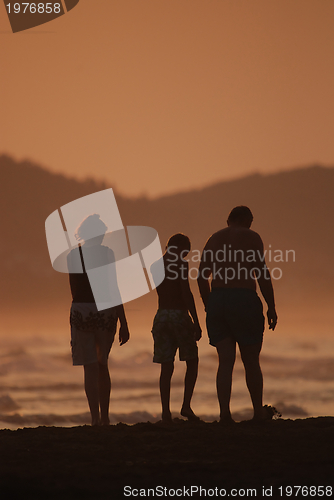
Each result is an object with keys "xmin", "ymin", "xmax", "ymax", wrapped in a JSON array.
[{"xmin": 0, "ymin": 309, "xmax": 333, "ymax": 429}]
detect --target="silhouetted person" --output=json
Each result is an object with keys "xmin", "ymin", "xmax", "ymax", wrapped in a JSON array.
[
  {"xmin": 197, "ymin": 206, "xmax": 278, "ymax": 423},
  {"xmin": 67, "ymin": 214, "xmax": 129, "ymax": 426},
  {"xmin": 151, "ymin": 234, "xmax": 202, "ymax": 423}
]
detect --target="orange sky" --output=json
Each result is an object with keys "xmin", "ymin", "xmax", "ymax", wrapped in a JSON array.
[{"xmin": 1, "ymin": 0, "xmax": 334, "ymax": 197}]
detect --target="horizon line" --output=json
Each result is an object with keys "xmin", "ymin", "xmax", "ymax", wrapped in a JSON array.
[{"xmin": 1, "ymin": 152, "xmax": 333, "ymax": 201}]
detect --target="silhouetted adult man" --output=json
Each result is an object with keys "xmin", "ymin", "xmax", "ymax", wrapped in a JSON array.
[{"xmin": 197, "ymin": 206, "xmax": 277, "ymax": 423}]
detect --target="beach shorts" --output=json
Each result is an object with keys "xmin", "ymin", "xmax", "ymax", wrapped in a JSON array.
[
  {"xmin": 151, "ymin": 309, "xmax": 198, "ymax": 363},
  {"xmin": 206, "ymin": 288, "xmax": 265, "ymax": 347},
  {"xmin": 70, "ymin": 303, "xmax": 118, "ymax": 366}
]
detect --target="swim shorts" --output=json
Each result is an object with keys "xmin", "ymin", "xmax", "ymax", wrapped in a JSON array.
[
  {"xmin": 206, "ymin": 288, "xmax": 265, "ymax": 347},
  {"xmin": 70, "ymin": 303, "xmax": 118, "ymax": 366},
  {"xmin": 152, "ymin": 309, "xmax": 198, "ymax": 363}
]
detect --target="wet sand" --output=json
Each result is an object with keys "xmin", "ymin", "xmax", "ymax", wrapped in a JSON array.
[{"xmin": 0, "ymin": 417, "xmax": 333, "ymax": 499}]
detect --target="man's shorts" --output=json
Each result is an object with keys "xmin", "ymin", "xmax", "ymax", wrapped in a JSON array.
[
  {"xmin": 151, "ymin": 309, "xmax": 198, "ymax": 364},
  {"xmin": 206, "ymin": 288, "xmax": 265, "ymax": 347},
  {"xmin": 70, "ymin": 303, "xmax": 118, "ymax": 366}
]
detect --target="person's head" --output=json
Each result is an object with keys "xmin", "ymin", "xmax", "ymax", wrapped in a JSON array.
[
  {"xmin": 75, "ymin": 214, "xmax": 108, "ymax": 245},
  {"xmin": 166, "ymin": 233, "xmax": 191, "ymax": 257},
  {"xmin": 227, "ymin": 206, "xmax": 253, "ymax": 228}
]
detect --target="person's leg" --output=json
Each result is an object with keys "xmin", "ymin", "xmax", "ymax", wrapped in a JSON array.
[
  {"xmin": 216, "ymin": 337, "xmax": 236, "ymax": 420},
  {"xmin": 84, "ymin": 362, "xmax": 100, "ymax": 426},
  {"xmin": 160, "ymin": 361, "xmax": 174, "ymax": 422},
  {"xmin": 181, "ymin": 357, "xmax": 199, "ymax": 419},
  {"xmin": 239, "ymin": 342, "xmax": 264, "ymax": 420},
  {"xmin": 98, "ymin": 362, "xmax": 111, "ymax": 425},
  {"xmin": 95, "ymin": 323, "xmax": 115, "ymax": 425}
]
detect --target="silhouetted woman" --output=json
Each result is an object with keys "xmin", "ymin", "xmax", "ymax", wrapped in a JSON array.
[{"xmin": 67, "ymin": 214, "xmax": 129, "ymax": 425}]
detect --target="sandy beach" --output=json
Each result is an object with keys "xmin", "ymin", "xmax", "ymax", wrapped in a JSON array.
[{"xmin": 0, "ymin": 417, "xmax": 333, "ymax": 499}]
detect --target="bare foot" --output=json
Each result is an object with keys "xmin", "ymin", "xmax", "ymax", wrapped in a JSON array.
[
  {"xmin": 161, "ymin": 411, "xmax": 173, "ymax": 423},
  {"xmin": 180, "ymin": 407, "xmax": 201, "ymax": 421},
  {"xmin": 91, "ymin": 418, "xmax": 101, "ymax": 426},
  {"xmin": 219, "ymin": 412, "xmax": 235, "ymax": 426}
]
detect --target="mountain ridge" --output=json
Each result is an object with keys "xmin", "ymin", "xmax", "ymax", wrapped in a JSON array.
[{"xmin": 1, "ymin": 154, "xmax": 333, "ymax": 310}]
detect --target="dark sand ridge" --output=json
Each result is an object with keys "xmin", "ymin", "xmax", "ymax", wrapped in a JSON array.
[{"xmin": 0, "ymin": 417, "xmax": 333, "ymax": 499}]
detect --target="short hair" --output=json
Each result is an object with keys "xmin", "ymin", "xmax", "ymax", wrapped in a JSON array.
[
  {"xmin": 227, "ymin": 206, "xmax": 253, "ymax": 227},
  {"xmin": 166, "ymin": 233, "xmax": 191, "ymax": 251},
  {"xmin": 75, "ymin": 214, "xmax": 108, "ymax": 242}
]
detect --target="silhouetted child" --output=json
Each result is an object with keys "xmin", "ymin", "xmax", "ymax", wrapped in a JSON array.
[{"xmin": 151, "ymin": 233, "xmax": 202, "ymax": 422}]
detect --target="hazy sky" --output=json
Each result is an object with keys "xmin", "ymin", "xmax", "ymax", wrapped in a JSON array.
[{"xmin": 1, "ymin": 0, "xmax": 334, "ymax": 197}]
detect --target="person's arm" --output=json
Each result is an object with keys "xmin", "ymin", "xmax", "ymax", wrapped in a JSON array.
[
  {"xmin": 197, "ymin": 242, "xmax": 212, "ymax": 310},
  {"xmin": 254, "ymin": 234, "xmax": 278, "ymax": 331},
  {"xmin": 116, "ymin": 304, "xmax": 130, "ymax": 345},
  {"xmin": 180, "ymin": 262, "xmax": 202, "ymax": 341},
  {"xmin": 106, "ymin": 247, "xmax": 130, "ymax": 345}
]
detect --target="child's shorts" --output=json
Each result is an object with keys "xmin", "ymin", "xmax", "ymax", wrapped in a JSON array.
[
  {"xmin": 70, "ymin": 303, "xmax": 118, "ymax": 366},
  {"xmin": 151, "ymin": 309, "xmax": 198, "ymax": 363}
]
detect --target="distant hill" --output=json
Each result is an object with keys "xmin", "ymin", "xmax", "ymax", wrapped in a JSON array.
[{"xmin": 1, "ymin": 154, "xmax": 333, "ymax": 311}]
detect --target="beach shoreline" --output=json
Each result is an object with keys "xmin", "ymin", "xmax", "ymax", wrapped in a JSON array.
[{"xmin": 0, "ymin": 417, "xmax": 333, "ymax": 499}]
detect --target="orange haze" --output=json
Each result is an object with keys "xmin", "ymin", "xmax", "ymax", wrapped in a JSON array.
[{"xmin": 1, "ymin": 0, "xmax": 334, "ymax": 197}]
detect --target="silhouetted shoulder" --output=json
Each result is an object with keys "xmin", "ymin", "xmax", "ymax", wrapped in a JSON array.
[
  {"xmin": 209, "ymin": 227, "xmax": 228, "ymax": 239},
  {"xmin": 150, "ymin": 256, "xmax": 164, "ymax": 288},
  {"xmin": 67, "ymin": 245, "xmax": 115, "ymax": 274},
  {"xmin": 202, "ymin": 229, "xmax": 227, "ymax": 249},
  {"xmin": 163, "ymin": 253, "xmax": 188, "ymax": 280},
  {"xmin": 246, "ymin": 229, "xmax": 264, "ymax": 248}
]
